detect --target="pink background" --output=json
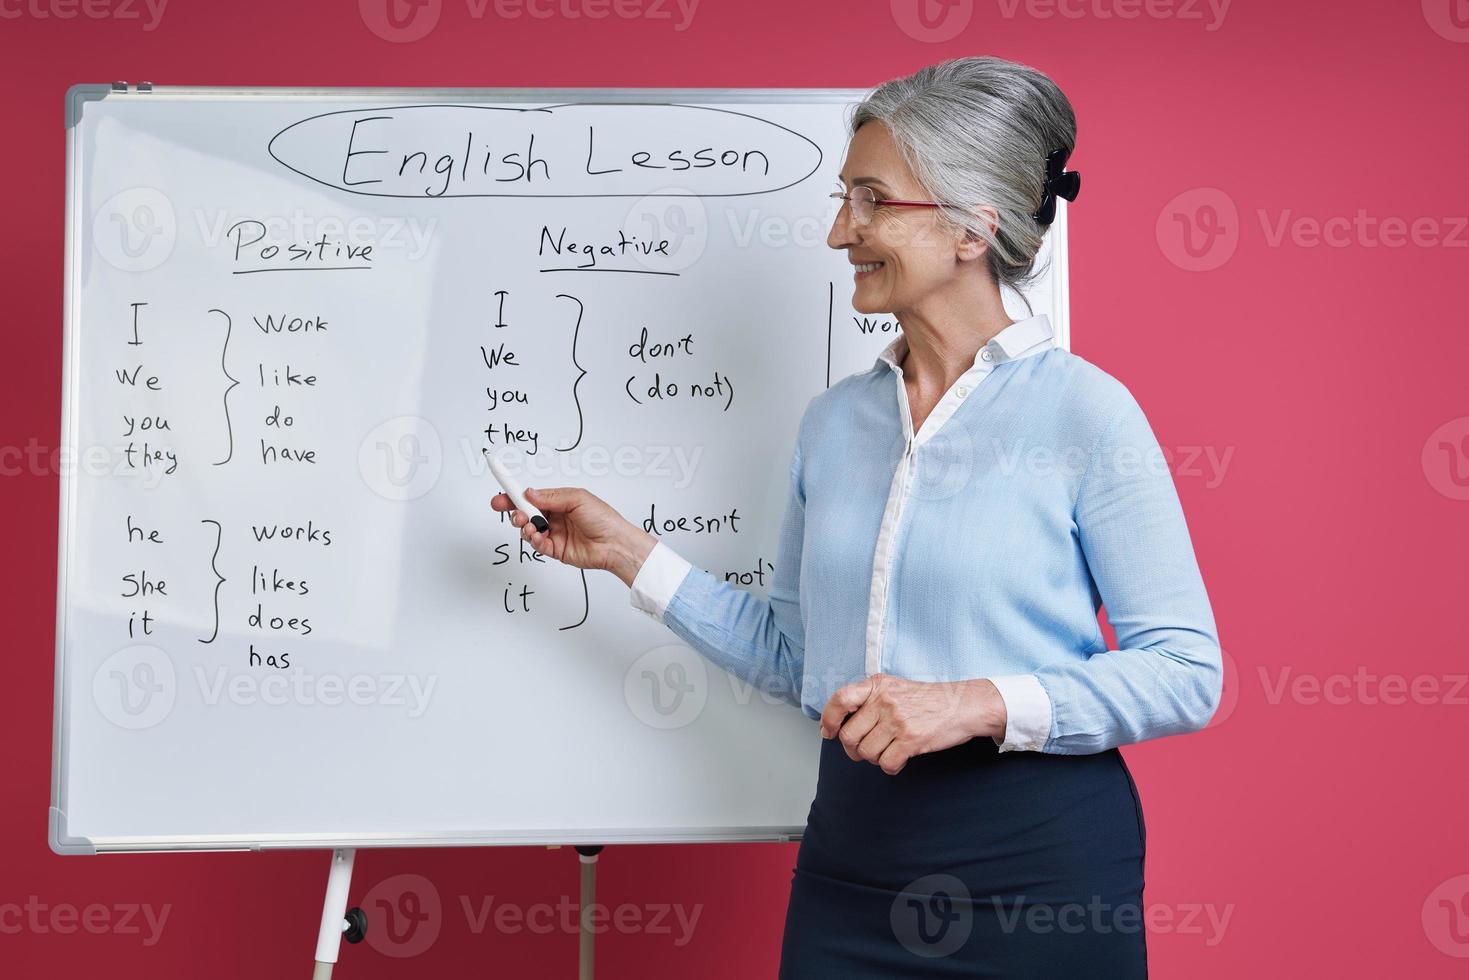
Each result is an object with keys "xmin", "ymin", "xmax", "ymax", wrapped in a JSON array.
[{"xmin": 3, "ymin": 0, "xmax": 1468, "ymax": 975}]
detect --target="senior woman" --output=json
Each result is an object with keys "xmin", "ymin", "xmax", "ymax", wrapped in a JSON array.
[{"xmin": 493, "ymin": 56, "xmax": 1221, "ymax": 977}]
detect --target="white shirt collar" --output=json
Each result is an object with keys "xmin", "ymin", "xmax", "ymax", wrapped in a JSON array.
[{"xmin": 874, "ymin": 313, "xmax": 1056, "ymax": 374}]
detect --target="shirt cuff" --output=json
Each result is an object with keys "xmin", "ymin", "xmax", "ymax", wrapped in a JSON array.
[
  {"xmin": 627, "ymin": 541, "xmax": 694, "ymax": 624},
  {"xmin": 988, "ymin": 674, "xmax": 1052, "ymax": 753}
]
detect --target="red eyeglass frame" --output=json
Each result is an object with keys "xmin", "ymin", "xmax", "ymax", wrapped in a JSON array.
[{"xmin": 829, "ymin": 185, "xmax": 957, "ymax": 220}]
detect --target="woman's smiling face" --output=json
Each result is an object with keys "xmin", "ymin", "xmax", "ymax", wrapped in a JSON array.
[{"xmin": 827, "ymin": 120, "xmax": 983, "ymax": 316}]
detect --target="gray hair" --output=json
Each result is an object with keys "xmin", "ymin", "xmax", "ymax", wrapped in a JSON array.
[{"xmin": 850, "ymin": 57, "xmax": 1077, "ymax": 298}]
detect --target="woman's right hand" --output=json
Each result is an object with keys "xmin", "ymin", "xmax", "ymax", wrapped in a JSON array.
[{"xmin": 490, "ymin": 486, "xmax": 657, "ymax": 587}]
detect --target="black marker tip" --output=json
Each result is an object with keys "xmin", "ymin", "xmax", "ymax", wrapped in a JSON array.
[{"xmin": 531, "ymin": 516, "xmax": 549, "ymax": 533}]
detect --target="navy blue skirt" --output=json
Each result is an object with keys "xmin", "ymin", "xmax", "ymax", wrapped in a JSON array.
[{"xmin": 779, "ymin": 734, "xmax": 1148, "ymax": 978}]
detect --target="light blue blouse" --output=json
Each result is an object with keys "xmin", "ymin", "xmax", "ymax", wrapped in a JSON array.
[{"xmin": 629, "ymin": 313, "xmax": 1222, "ymax": 754}]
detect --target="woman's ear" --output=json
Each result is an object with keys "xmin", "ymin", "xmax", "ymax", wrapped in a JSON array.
[{"xmin": 956, "ymin": 205, "xmax": 999, "ymax": 263}]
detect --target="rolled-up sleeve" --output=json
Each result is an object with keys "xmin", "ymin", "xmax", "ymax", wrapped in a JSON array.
[
  {"xmin": 1029, "ymin": 391, "xmax": 1223, "ymax": 754},
  {"xmin": 989, "ymin": 673, "xmax": 1053, "ymax": 753},
  {"xmin": 629, "ymin": 541, "xmax": 694, "ymax": 623}
]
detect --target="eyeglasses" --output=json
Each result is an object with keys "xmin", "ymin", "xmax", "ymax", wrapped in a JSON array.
[{"xmin": 829, "ymin": 184, "xmax": 955, "ymax": 225}]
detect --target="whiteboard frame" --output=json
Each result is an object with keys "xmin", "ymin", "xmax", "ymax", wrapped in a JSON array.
[{"xmin": 53, "ymin": 84, "xmax": 1071, "ymax": 854}]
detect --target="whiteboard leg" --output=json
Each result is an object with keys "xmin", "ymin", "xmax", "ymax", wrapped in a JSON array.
[
  {"xmin": 575, "ymin": 846, "xmax": 604, "ymax": 980},
  {"xmin": 313, "ymin": 848, "xmax": 357, "ymax": 978}
]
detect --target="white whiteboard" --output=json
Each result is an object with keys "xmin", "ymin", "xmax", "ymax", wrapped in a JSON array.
[{"xmin": 52, "ymin": 86, "xmax": 1069, "ymax": 853}]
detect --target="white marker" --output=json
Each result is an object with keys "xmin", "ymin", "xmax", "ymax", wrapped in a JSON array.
[{"xmin": 485, "ymin": 450, "xmax": 549, "ymax": 533}]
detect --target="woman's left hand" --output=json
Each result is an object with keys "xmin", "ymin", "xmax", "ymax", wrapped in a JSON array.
[{"xmin": 819, "ymin": 674, "xmax": 1008, "ymax": 775}]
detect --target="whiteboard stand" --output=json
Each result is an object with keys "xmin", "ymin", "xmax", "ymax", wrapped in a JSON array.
[
  {"xmin": 575, "ymin": 846, "xmax": 605, "ymax": 980},
  {"xmin": 313, "ymin": 849, "xmax": 366, "ymax": 978}
]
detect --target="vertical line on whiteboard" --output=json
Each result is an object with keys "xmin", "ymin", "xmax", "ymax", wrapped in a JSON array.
[{"xmin": 825, "ymin": 281, "xmax": 833, "ymax": 389}]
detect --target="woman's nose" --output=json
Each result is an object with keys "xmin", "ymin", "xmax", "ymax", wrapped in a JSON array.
[{"xmin": 828, "ymin": 203, "xmax": 859, "ymax": 250}]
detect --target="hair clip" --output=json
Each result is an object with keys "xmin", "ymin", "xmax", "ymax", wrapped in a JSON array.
[{"xmin": 1033, "ymin": 147, "xmax": 1080, "ymax": 226}]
